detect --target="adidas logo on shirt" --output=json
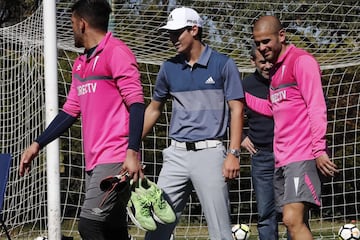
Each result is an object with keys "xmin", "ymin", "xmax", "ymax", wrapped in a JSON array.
[{"xmin": 205, "ymin": 76, "xmax": 215, "ymax": 84}]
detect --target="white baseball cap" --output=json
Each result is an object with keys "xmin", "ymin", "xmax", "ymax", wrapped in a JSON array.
[{"xmin": 160, "ymin": 7, "xmax": 203, "ymax": 31}]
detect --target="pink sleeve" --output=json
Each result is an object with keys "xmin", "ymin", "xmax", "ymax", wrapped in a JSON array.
[
  {"xmin": 294, "ymin": 55, "xmax": 327, "ymax": 157},
  {"xmin": 110, "ymin": 46, "xmax": 144, "ymax": 106},
  {"xmin": 245, "ymin": 92, "xmax": 272, "ymax": 117},
  {"xmin": 62, "ymin": 75, "xmax": 81, "ymax": 118}
]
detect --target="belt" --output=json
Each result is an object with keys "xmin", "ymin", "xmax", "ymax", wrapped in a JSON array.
[{"xmin": 171, "ymin": 139, "xmax": 222, "ymax": 151}]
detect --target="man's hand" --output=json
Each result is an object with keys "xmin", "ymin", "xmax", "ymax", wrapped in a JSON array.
[
  {"xmin": 222, "ymin": 154, "xmax": 240, "ymax": 180},
  {"xmin": 316, "ymin": 153, "xmax": 338, "ymax": 177},
  {"xmin": 241, "ymin": 136, "xmax": 257, "ymax": 155},
  {"xmin": 121, "ymin": 149, "xmax": 144, "ymax": 182},
  {"xmin": 19, "ymin": 142, "xmax": 40, "ymax": 177}
]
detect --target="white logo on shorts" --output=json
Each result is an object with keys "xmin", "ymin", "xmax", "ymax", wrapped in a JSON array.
[
  {"xmin": 91, "ymin": 207, "xmax": 103, "ymax": 216},
  {"xmin": 294, "ymin": 177, "xmax": 299, "ymax": 196}
]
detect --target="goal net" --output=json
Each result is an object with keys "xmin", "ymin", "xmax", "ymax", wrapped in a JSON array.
[{"xmin": 0, "ymin": 0, "xmax": 359, "ymax": 239}]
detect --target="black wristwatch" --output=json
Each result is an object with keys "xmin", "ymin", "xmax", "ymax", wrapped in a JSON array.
[{"xmin": 227, "ymin": 149, "xmax": 240, "ymax": 157}]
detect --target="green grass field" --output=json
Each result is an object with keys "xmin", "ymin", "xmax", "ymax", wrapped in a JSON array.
[
  {"xmin": 127, "ymin": 221, "xmax": 340, "ymax": 240},
  {"xmin": 23, "ymin": 220, "xmax": 342, "ymax": 239}
]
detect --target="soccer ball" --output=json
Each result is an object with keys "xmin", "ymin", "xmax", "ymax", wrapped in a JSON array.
[
  {"xmin": 232, "ymin": 224, "xmax": 251, "ymax": 240},
  {"xmin": 33, "ymin": 237, "xmax": 47, "ymax": 240},
  {"xmin": 338, "ymin": 223, "xmax": 360, "ymax": 240}
]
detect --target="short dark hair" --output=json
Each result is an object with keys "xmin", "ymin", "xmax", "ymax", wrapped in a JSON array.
[
  {"xmin": 250, "ymin": 42, "xmax": 257, "ymax": 59},
  {"xmin": 71, "ymin": 0, "xmax": 112, "ymax": 32}
]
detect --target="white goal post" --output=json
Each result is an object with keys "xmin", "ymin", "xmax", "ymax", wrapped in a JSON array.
[
  {"xmin": 0, "ymin": 1, "xmax": 359, "ymax": 239},
  {"xmin": 43, "ymin": 0, "xmax": 61, "ymax": 239}
]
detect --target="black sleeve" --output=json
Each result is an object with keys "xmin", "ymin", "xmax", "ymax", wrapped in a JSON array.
[
  {"xmin": 35, "ymin": 110, "xmax": 77, "ymax": 149},
  {"xmin": 127, "ymin": 102, "xmax": 145, "ymax": 152}
]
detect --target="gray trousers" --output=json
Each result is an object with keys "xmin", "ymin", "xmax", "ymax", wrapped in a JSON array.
[{"xmin": 145, "ymin": 143, "xmax": 232, "ymax": 240}]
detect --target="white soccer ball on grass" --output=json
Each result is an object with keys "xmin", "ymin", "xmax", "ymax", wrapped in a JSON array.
[
  {"xmin": 33, "ymin": 237, "xmax": 47, "ymax": 240},
  {"xmin": 232, "ymin": 223, "xmax": 251, "ymax": 240},
  {"xmin": 338, "ymin": 223, "xmax": 360, "ymax": 240}
]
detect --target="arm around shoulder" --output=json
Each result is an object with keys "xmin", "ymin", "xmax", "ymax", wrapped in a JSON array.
[{"xmin": 245, "ymin": 92, "xmax": 272, "ymax": 117}]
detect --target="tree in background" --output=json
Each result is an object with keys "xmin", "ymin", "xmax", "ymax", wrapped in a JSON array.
[{"xmin": 0, "ymin": 0, "xmax": 40, "ymax": 27}]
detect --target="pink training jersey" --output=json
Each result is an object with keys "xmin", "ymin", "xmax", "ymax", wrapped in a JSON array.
[
  {"xmin": 63, "ymin": 32, "xmax": 144, "ymax": 171},
  {"xmin": 246, "ymin": 44, "xmax": 327, "ymax": 167}
]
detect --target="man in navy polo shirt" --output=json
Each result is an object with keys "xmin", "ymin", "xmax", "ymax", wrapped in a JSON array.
[
  {"xmin": 241, "ymin": 45, "xmax": 278, "ymax": 239},
  {"xmin": 142, "ymin": 7, "xmax": 244, "ymax": 240}
]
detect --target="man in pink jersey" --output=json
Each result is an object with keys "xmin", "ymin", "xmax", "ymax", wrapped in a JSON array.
[
  {"xmin": 19, "ymin": 0, "xmax": 144, "ymax": 239},
  {"xmin": 251, "ymin": 15, "xmax": 338, "ymax": 239}
]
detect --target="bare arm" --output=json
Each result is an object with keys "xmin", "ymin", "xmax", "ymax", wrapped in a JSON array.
[
  {"xmin": 142, "ymin": 100, "xmax": 165, "ymax": 138},
  {"xmin": 222, "ymin": 99, "xmax": 244, "ymax": 180}
]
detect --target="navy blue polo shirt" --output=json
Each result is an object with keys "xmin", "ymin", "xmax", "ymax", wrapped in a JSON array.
[
  {"xmin": 153, "ymin": 45, "xmax": 244, "ymax": 142},
  {"xmin": 242, "ymin": 70, "xmax": 274, "ymax": 151}
]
